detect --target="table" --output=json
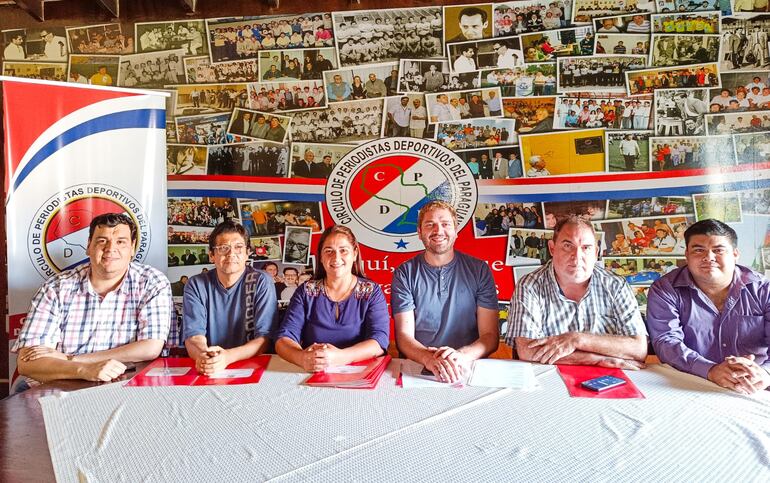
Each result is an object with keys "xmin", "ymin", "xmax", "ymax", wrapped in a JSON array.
[{"xmin": 2, "ymin": 357, "xmax": 769, "ymax": 482}]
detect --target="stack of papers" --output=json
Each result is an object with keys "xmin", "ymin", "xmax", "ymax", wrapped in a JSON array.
[
  {"xmin": 468, "ymin": 359, "xmax": 540, "ymax": 390},
  {"xmin": 124, "ymin": 356, "xmax": 270, "ymax": 387},
  {"xmin": 305, "ymin": 355, "xmax": 391, "ymax": 389}
]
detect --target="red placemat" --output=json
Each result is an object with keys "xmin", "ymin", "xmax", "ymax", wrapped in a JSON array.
[
  {"xmin": 125, "ymin": 355, "xmax": 270, "ymax": 387},
  {"xmin": 556, "ymin": 365, "xmax": 645, "ymax": 399}
]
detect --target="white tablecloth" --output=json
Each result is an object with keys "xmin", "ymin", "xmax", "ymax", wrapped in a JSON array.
[{"xmin": 39, "ymin": 358, "xmax": 770, "ymax": 482}]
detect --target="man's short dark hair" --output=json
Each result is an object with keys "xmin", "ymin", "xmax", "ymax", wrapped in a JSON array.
[
  {"xmin": 552, "ymin": 214, "xmax": 596, "ymax": 242},
  {"xmin": 283, "ymin": 267, "xmax": 299, "ymax": 275},
  {"xmin": 208, "ymin": 220, "xmax": 250, "ymax": 251},
  {"xmin": 459, "ymin": 6, "xmax": 488, "ymax": 23},
  {"xmin": 89, "ymin": 213, "xmax": 137, "ymax": 242},
  {"xmin": 684, "ymin": 219, "xmax": 738, "ymax": 248},
  {"xmin": 263, "ymin": 261, "xmax": 278, "ymax": 270}
]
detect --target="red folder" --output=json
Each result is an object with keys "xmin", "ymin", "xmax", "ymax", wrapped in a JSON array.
[
  {"xmin": 556, "ymin": 365, "xmax": 645, "ymax": 399},
  {"xmin": 124, "ymin": 355, "xmax": 270, "ymax": 387},
  {"xmin": 304, "ymin": 355, "xmax": 391, "ymax": 389}
]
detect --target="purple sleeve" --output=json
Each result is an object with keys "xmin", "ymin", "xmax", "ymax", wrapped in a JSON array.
[
  {"xmin": 273, "ymin": 285, "xmax": 307, "ymax": 344},
  {"xmin": 362, "ymin": 284, "xmax": 391, "ymax": 352},
  {"xmin": 647, "ymin": 278, "xmax": 715, "ymax": 379}
]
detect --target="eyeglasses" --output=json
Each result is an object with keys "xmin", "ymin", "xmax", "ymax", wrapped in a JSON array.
[
  {"xmin": 286, "ymin": 241, "xmax": 308, "ymax": 252},
  {"xmin": 212, "ymin": 244, "xmax": 247, "ymax": 255}
]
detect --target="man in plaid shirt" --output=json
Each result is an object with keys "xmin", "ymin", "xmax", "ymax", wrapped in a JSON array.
[
  {"xmin": 12, "ymin": 213, "xmax": 173, "ymax": 387},
  {"xmin": 506, "ymin": 215, "xmax": 648, "ymax": 368}
]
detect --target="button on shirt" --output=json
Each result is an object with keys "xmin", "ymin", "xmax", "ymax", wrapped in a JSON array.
[
  {"xmin": 391, "ymin": 251, "xmax": 498, "ymax": 349},
  {"xmin": 506, "ymin": 261, "xmax": 646, "ymax": 346},
  {"xmin": 646, "ymin": 265, "xmax": 770, "ymax": 379},
  {"xmin": 12, "ymin": 262, "xmax": 173, "ymax": 355}
]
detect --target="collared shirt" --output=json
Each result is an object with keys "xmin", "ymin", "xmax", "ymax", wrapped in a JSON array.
[
  {"xmin": 506, "ymin": 261, "xmax": 646, "ymax": 345},
  {"xmin": 647, "ymin": 265, "xmax": 770, "ymax": 379},
  {"xmin": 391, "ymin": 251, "xmax": 498, "ymax": 349},
  {"xmin": 389, "ymin": 103, "xmax": 412, "ymax": 127},
  {"xmin": 12, "ymin": 262, "xmax": 173, "ymax": 354}
]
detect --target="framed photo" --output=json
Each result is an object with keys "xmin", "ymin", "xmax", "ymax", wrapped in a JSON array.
[
  {"xmin": 473, "ymin": 202, "xmax": 545, "ymax": 237},
  {"xmin": 571, "ymin": 0, "xmax": 655, "ymax": 24},
  {"xmin": 323, "ymin": 62, "xmax": 399, "ymax": 102},
  {"xmin": 290, "ymin": 98, "xmax": 384, "ymax": 144},
  {"xmin": 166, "ymin": 144, "xmax": 208, "ymax": 175},
  {"xmin": 246, "ymin": 79, "xmax": 327, "ymax": 112},
  {"xmin": 519, "ymin": 128, "xmax": 606, "ymax": 176},
  {"xmin": 447, "ymin": 37, "xmax": 524, "ymax": 73},
  {"xmin": 506, "ymin": 228, "xmax": 554, "ymax": 266},
  {"xmin": 649, "ymin": 34, "xmax": 721, "ymax": 67},
  {"xmin": 557, "ymin": 55, "xmax": 646, "ymax": 93},
  {"xmin": 519, "ymin": 26, "xmax": 595, "ymax": 62},
  {"xmin": 2, "ymin": 61, "xmax": 65, "ymax": 81},
  {"xmin": 594, "ymin": 13, "xmax": 651, "ymax": 33},
  {"xmin": 594, "ymin": 33, "xmax": 649, "ymax": 56},
  {"xmin": 494, "ymin": 1, "xmax": 574, "ymax": 37},
  {"xmin": 455, "ymin": 145, "xmax": 524, "ymax": 179},
  {"xmin": 283, "ymin": 225, "xmax": 313, "ymax": 265},
  {"xmin": 117, "ymin": 48, "xmax": 186, "ymax": 88},
  {"xmin": 444, "ymin": 3, "xmax": 495, "ymax": 44},
  {"xmin": 425, "ymin": 87, "xmax": 503, "ymax": 124},
  {"xmin": 650, "ymin": 11, "xmax": 721, "ymax": 34},
  {"xmin": 398, "ymin": 58, "xmax": 480, "ymax": 93},
  {"xmin": 175, "ymin": 112, "xmax": 243, "ymax": 145},
  {"xmin": 66, "ymin": 23, "xmax": 133, "ymax": 54},
  {"xmin": 434, "ymin": 118, "xmax": 517, "ymax": 151},
  {"xmin": 183, "ymin": 56, "xmax": 259, "ymax": 83},
  {"xmin": 481, "ymin": 64, "xmax": 558, "ymax": 97},
  {"xmin": 289, "ymin": 142, "xmax": 354, "ymax": 179},
  {"xmin": 554, "ymin": 94, "xmax": 652, "ymax": 130},
  {"xmin": 709, "ymin": 70, "xmax": 770, "ymax": 112},
  {"xmin": 206, "ymin": 141, "xmax": 289, "ymax": 177},
  {"xmin": 734, "ymin": 132, "xmax": 770, "ymax": 165},
  {"xmin": 67, "ymin": 54, "xmax": 119, "ymax": 86},
  {"xmin": 606, "ymin": 196, "xmax": 694, "ymax": 219},
  {"xmin": 721, "ymin": 16, "xmax": 770, "ymax": 72},
  {"xmin": 503, "ymin": 96, "xmax": 556, "ymax": 133},
  {"xmin": 135, "ymin": 20, "xmax": 208, "ymax": 55},
  {"xmin": 543, "ymin": 199, "xmax": 607, "ymax": 228},
  {"xmin": 605, "ymin": 130, "xmax": 653, "ymax": 172},
  {"xmin": 705, "ymin": 109, "xmax": 770, "ymax": 135},
  {"xmin": 603, "ymin": 257, "xmax": 686, "ymax": 285},
  {"xmin": 227, "ymin": 108, "xmax": 291, "ymax": 143},
  {"xmin": 594, "ymin": 215, "xmax": 693, "ymax": 256},
  {"xmin": 257, "ymin": 47, "xmax": 337, "ymax": 81},
  {"xmin": 168, "ymin": 197, "xmax": 239, "ymax": 228},
  {"xmin": 653, "ymin": 88, "xmax": 709, "ymax": 135},
  {"xmin": 692, "ymin": 191, "xmax": 743, "ymax": 223},
  {"xmin": 2, "ymin": 27, "xmax": 68, "ymax": 61},
  {"xmin": 649, "ymin": 135, "xmax": 735, "ymax": 171},
  {"xmin": 625, "ymin": 62, "xmax": 719, "ymax": 96}
]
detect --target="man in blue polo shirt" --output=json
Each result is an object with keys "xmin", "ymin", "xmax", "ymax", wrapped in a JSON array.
[
  {"xmin": 183, "ymin": 220, "xmax": 277, "ymax": 375},
  {"xmin": 392, "ymin": 200, "xmax": 499, "ymax": 383}
]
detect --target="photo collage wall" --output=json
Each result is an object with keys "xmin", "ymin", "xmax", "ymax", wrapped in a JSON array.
[{"xmin": 5, "ymin": 1, "xmax": 770, "ymax": 345}]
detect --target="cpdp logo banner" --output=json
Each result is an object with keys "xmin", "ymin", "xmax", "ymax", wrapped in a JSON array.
[
  {"xmin": 326, "ymin": 137, "xmax": 477, "ymax": 252},
  {"xmin": 2, "ymin": 77, "xmax": 168, "ymax": 385}
]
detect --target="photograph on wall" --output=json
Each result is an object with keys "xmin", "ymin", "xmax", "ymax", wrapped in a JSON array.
[
  {"xmin": 2, "ymin": 61, "xmax": 66, "ymax": 81},
  {"xmin": 605, "ymin": 131, "xmax": 653, "ymax": 172},
  {"xmin": 66, "ymin": 54, "xmax": 119, "ymax": 86},
  {"xmin": 205, "ymin": 13, "xmax": 334, "ymax": 63},
  {"xmin": 543, "ymin": 199, "xmax": 607, "ymax": 228},
  {"xmin": 721, "ymin": 16, "xmax": 770, "ymax": 71},
  {"xmin": 426, "ymin": 87, "xmax": 503, "ymax": 123},
  {"xmin": 594, "ymin": 33, "xmax": 649, "ymax": 55},
  {"xmin": 594, "ymin": 216, "xmax": 692, "ymax": 256},
  {"xmin": 383, "ymin": 94, "xmax": 433, "ymax": 138},
  {"xmin": 258, "ymin": 47, "xmax": 336, "ymax": 80},
  {"xmin": 503, "ymin": 97, "xmax": 556, "ymax": 133},
  {"xmin": 207, "ymin": 141, "xmax": 288, "ymax": 177},
  {"xmin": 709, "ymin": 70, "xmax": 770, "ymax": 112},
  {"xmin": 176, "ymin": 112, "xmax": 242, "ymax": 145},
  {"xmin": 730, "ymin": 0, "xmax": 770, "ymax": 16},
  {"xmin": 398, "ymin": 59, "xmax": 479, "ymax": 93},
  {"xmin": 135, "ymin": 20, "xmax": 207, "ymax": 55},
  {"xmin": 435, "ymin": 118, "xmax": 516, "ymax": 150},
  {"xmin": 251, "ymin": 259, "xmax": 316, "ymax": 302},
  {"xmin": 118, "ymin": 48, "xmax": 186, "ymax": 88},
  {"xmin": 247, "ymin": 79, "xmax": 327, "ymax": 111},
  {"xmin": 169, "ymin": 83, "xmax": 249, "ymax": 116},
  {"xmin": 290, "ymin": 98, "xmax": 384, "ymax": 143},
  {"xmin": 654, "ymin": 88, "xmax": 708, "ymax": 136},
  {"xmin": 625, "ymin": 62, "xmax": 719, "ymax": 95},
  {"xmin": 333, "ymin": 7, "xmax": 443, "ymax": 66},
  {"xmin": 447, "ymin": 37, "xmax": 525, "ymax": 73},
  {"xmin": 290, "ymin": 142, "xmax": 354, "ymax": 178},
  {"xmin": 606, "ymin": 196, "xmax": 694, "ymax": 219},
  {"xmin": 444, "ymin": 4, "xmax": 494, "ymax": 43},
  {"xmin": 169, "ymin": 244, "xmax": 211, "ymax": 267},
  {"xmin": 167, "ymin": 144, "xmax": 208, "ymax": 175},
  {"xmin": 65, "ymin": 23, "xmax": 133, "ymax": 54},
  {"xmin": 656, "ymin": 0, "xmax": 724, "ymax": 12},
  {"xmin": 519, "ymin": 26, "xmax": 595, "ymax": 62},
  {"xmin": 2, "ymin": 27, "xmax": 68, "ymax": 61},
  {"xmin": 481, "ymin": 64, "xmax": 558, "ymax": 96},
  {"xmin": 227, "ymin": 108, "xmax": 291, "ymax": 143},
  {"xmin": 168, "ymin": 225, "xmax": 213, "ymax": 245},
  {"xmin": 456, "ymin": 145, "xmax": 523, "ymax": 179},
  {"xmin": 734, "ymin": 131, "xmax": 770, "ymax": 165},
  {"xmin": 594, "ymin": 13, "xmax": 651, "ymax": 33},
  {"xmin": 513, "ymin": 266, "xmax": 541, "ymax": 287},
  {"xmin": 739, "ymin": 188, "xmax": 770, "ymax": 216},
  {"xmin": 603, "ymin": 257, "xmax": 687, "ymax": 285},
  {"xmin": 571, "ymin": 0, "xmax": 655, "ymax": 24},
  {"xmin": 168, "ymin": 197, "xmax": 239, "ymax": 227},
  {"xmin": 650, "ymin": 11, "xmax": 721, "ymax": 34},
  {"xmin": 283, "ymin": 225, "xmax": 313, "ymax": 265},
  {"xmin": 649, "ymin": 135, "xmax": 735, "ymax": 171},
  {"xmin": 167, "ymin": 265, "xmax": 215, "ymax": 296},
  {"xmin": 248, "ymin": 236, "xmax": 282, "ymax": 262},
  {"xmin": 473, "ymin": 202, "xmax": 545, "ymax": 238},
  {"xmin": 323, "ymin": 62, "xmax": 399, "ymax": 101},
  {"xmin": 557, "ymin": 55, "xmax": 646, "ymax": 93},
  {"xmin": 649, "ymin": 34, "xmax": 721, "ymax": 67},
  {"xmin": 183, "ymin": 56, "xmax": 259, "ymax": 83},
  {"xmin": 519, "ymin": 128, "xmax": 606, "ymax": 176},
  {"xmin": 693, "ymin": 191, "xmax": 743, "ymax": 222},
  {"xmin": 506, "ymin": 228, "xmax": 554, "ymax": 266},
  {"xmin": 554, "ymin": 95, "xmax": 652, "ymax": 129},
  {"xmin": 493, "ymin": 1, "xmax": 574, "ymax": 36},
  {"xmin": 705, "ymin": 110, "xmax": 770, "ymax": 135},
  {"xmin": 240, "ymin": 200, "xmax": 323, "ymax": 236}
]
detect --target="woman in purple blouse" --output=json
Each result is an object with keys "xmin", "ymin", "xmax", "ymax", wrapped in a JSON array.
[{"xmin": 274, "ymin": 226, "xmax": 390, "ymax": 372}]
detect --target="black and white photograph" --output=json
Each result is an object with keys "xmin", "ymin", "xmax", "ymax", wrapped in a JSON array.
[
  {"xmin": 383, "ymin": 94, "xmax": 433, "ymax": 138},
  {"xmin": 649, "ymin": 135, "xmax": 736, "ymax": 171},
  {"xmin": 66, "ymin": 54, "xmax": 119, "ymax": 86},
  {"xmin": 2, "ymin": 27, "xmax": 68, "ymax": 61},
  {"xmin": 605, "ymin": 131, "xmax": 652, "ymax": 172},
  {"xmin": 654, "ymin": 88, "xmax": 709, "ymax": 135},
  {"xmin": 493, "ymin": 1, "xmax": 574, "ymax": 36},
  {"xmin": 520, "ymin": 27, "xmax": 595, "ymax": 62},
  {"xmin": 456, "ymin": 146, "xmax": 524, "ymax": 178},
  {"xmin": 594, "ymin": 13, "xmax": 651, "ymax": 33},
  {"xmin": 175, "ymin": 112, "xmax": 242, "ymax": 145},
  {"xmin": 247, "ymin": 80, "xmax": 327, "ymax": 111},
  {"xmin": 168, "ymin": 197, "xmax": 239, "ymax": 227},
  {"xmin": 425, "ymin": 87, "xmax": 503, "ymax": 123},
  {"xmin": 166, "ymin": 144, "xmax": 208, "ymax": 175},
  {"xmin": 481, "ymin": 64, "xmax": 558, "ymax": 96},
  {"xmin": 323, "ymin": 62, "xmax": 399, "ymax": 101},
  {"xmin": 721, "ymin": 16, "xmax": 770, "ymax": 71},
  {"xmin": 2, "ymin": 61, "xmax": 66, "ymax": 81},
  {"xmin": 118, "ymin": 49, "xmax": 185, "ymax": 88},
  {"xmin": 135, "ymin": 20, "xmax": 207, "ymax": 55},
  {"xmin": 571, "ymin": 0, "xmax": 655, "ymax": 24},
  {"xmin": 169, "ymin": 83, "xmax": 249, "ymax": 116},
  {"xmin": 557, "ymin": 55, "xmax": 646, "ymax": 93},
  {"xmin": 506, "ymin": 228, "xmax": 554, "ymax": 266},
  {"xmin": 205, "ymin": 13, "xmax": 334, "ymax": 63},
  {"xmin": 706, "ymin": 110, "xmax": 770, "ymax": 135},
  {"xmin": 183, "ymin": 56, "xmax": 260, "ymax": 83},
  {"xmin": 649, "ymin": 34, "xmax": 721, "ymax": 67},
  {"xmin": 708, "ymin": 70, "xmax": 770, "ymax": 111},
  {"xmin": 625, "ymin": 63, "xmax": 719, "ymax": 95},
  {"xmin": 290, "ymin": 99, "xmax": 384, "ymax": 143},
  {"xmin": 435, "ymin": 118, "xmax": 517, "ymax": 150},
  {"xmin": 503, "ymin": 97, "xmax": 556, "ymax": 133},
  {"xmin": 398, "ymin": 59, "xmax": 480, "ymax": 93},
  {"xmin": 444, "ymin": 4, "xmax": 495, "ymax": 43},
  {"xmin": 65, "ymin": 23, "xmax": 133, "ymax": 54},
  {"xmin": 258, "ymin": 47, "xmax": 337, "ymax": 80},
  {"xmin": 473, "ymin": 202, "xmax": 545, "ymax": 237},
  {"xmin": 447, "ymin": 37, "xmax": 525, "ymax": 73},
  {"xmin": 554, "ymin": 95, "xmax": 652, "ymax": 129},
  {"xmin": 650, "ymin": 11, "xmax": 721, "ymax": 34},
  {"xmin": 207, "ymin": 141, "xmax": 289, "ymax": 177},
  {"xmin": 734, "ymin": 132, "xmax": 770, "ymax": 165},
  {"xmin": 333, "ymin": 7, "xmax": 444, "ymax": 66},
  {"xmin": 227, "ymin": 108, "xmax": 292, "ymax": 143},
  {"xmin": 290, "ymin": 142, "xmax": 354, "ymax": 178},
  {"xmin": 283, "ymin": 226, "xmax": 313, "ymax": 265},
  {"xmin": 594, "ymin": 34, "xmax": 649, "ymax": 55}
]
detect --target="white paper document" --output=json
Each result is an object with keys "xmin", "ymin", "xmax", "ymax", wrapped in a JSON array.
[
  {"xmin": 209, "ymin": 368, "xmax": 254, "ymax": 379},
  {"xmin": 399, "ymin": 360, "xmax": 460, "ymax": 388},
  {"xmin": 146, "ymin": 367, "xmax": 191, "ymax": 377},
  {"xmin": 468, "ymin": 359, "xmax": 540, "ymax": 390}
]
